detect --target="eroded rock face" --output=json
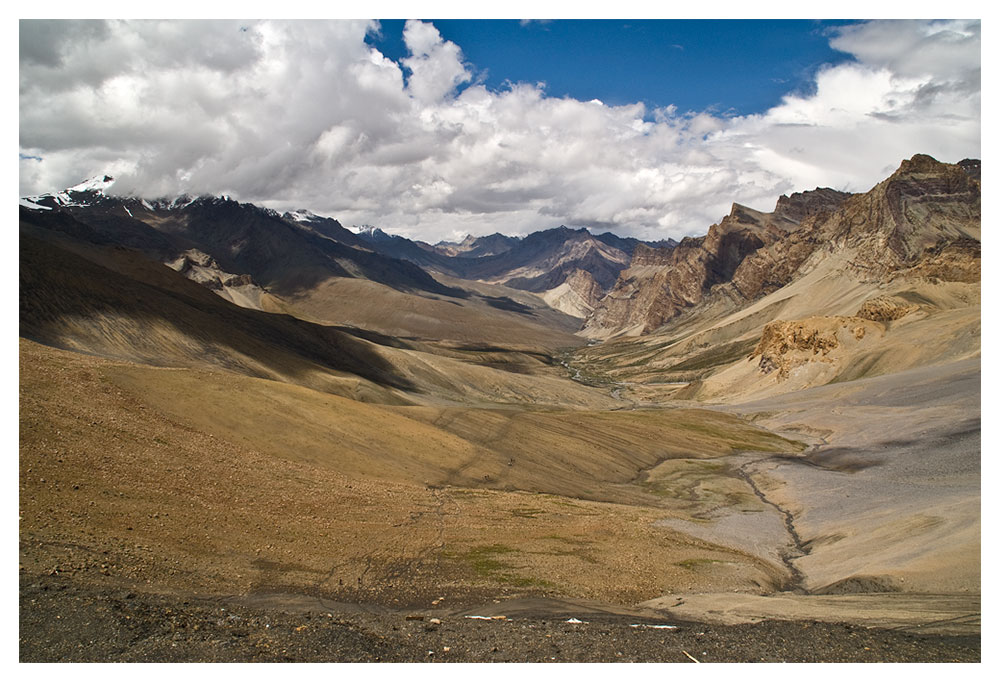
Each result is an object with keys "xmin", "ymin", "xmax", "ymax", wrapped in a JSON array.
[
  {"xmin": 753, "ymin": 316, "xmax": 879, "ymax": 379},
  {"xmin": 815, "ymin": 154, "xmax": 981, "ymax": 279},
  {"xmin": 896, "ymin": 238, "xmax": 981, "ymax": 284},
  {"xmin": 629, "ymin": 243, "xmax": 674, "ymax": 267},
  {"xmin": 773, "ymin": 188, "xmax": 853, "ymax": 224},
  {"xmin": 585, "ymin": 195, "xmax": 833, "ymax": 336},
  {"xmin": 541, "ymin": 268, "xmax": 605, "ymax": 318},
  {"xmin": 586, "ymin": 155, "xmax": 980, "ymax": 338}
]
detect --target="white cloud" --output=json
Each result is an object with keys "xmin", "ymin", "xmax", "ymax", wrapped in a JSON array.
[
  {"xmin": 19, "ymin": 19, "xmax": 981, "ymax": 243},
  {"xmin": 707, "ymin": 19, "xmax": 981, "ymax": 195},
  {"xmin": 400, "ymin": 19, "xmax": 473, "ymax": 104}
]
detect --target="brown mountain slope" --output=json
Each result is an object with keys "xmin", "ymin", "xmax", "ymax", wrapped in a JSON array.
[
  {"xmin": 21, "ymin": 200, "xmax": 586, "ymax": 354},
  {"xmin": 583, "ymin": 191, "xmax": 850, "ymax": 338},
  {"xmin": 20, "ymin": 339, "xmax": 802, "ymax": 607},
  {"xmin": 540, "ymin": 268, "xmax": 604, "ymax": 318},
  {"xmin": 276, "ymin": 274, "xmax": 583, "ymax": 351},
  {"xmin": 574, "ymin": 155, "xmax": 979, "ymax": 402},
  {"xmin": 19, "ymin": 227, "xmax": 416, "ymax": 401},
  {"xmin": 585, "ymin": 155, "xmax": 979, "ymax": 341}
]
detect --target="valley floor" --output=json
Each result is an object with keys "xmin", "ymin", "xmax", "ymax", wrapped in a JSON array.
[{"xmin": 18, "ymin": 339, "xmax": 981, "ymax": 662}]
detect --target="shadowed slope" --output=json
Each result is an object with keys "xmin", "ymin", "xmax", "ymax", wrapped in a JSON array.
[
  {"xmin": 19, "ymin": 227, "xmax": 418, "ymax": 399},
  {"xmin": 20, "ymin": 223, "xmax": 606, "ymax": 408}
]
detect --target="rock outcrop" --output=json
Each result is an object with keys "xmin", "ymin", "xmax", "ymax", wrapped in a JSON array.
[
  {"xmin": 752, "ymin": 316, "xmax": 880, "ymax": 379},
  {"xmin": 773, "ymin": 188, "xmax": 852, "ymax": 223},
  {"xmin": 855, "ymin": 296, "xmax": 918, "ymax": 323},
  {"xmin": 166, "ymin": 249, "xmax": 270, "ymax": 310},
  {"xmin": 584, "ymin": 191, "xmax": 842, "ymax": 337},
  {"xmin": 813, "ymin": 154, "xmax": 981, "ymax": 279}
]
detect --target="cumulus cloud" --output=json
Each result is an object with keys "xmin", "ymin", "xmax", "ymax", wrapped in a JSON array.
[
  {"xmin": 19, "ymin": 19, "xmax": 980, "ymax": 242},
  {"xmin": 709, "ymin": 19, "xmax": 981, "ymax": 194}
]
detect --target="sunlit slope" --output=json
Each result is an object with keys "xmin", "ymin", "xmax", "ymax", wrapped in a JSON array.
[
  {"xmin": 20, "ymin": 339, "xmax": 800, "ymax": 604},
  {"xmin": 721, "ymin": 357, "xmax": 980, "ymax": 595},
  {"xmin": 277, "ymin": 275, "xmax": 583, "ymax": 350},
  {"xmin": 572, "ymin": 247, "xmax": 979, "ymax": 403},
  {"xmin": 572, "ymin": 156, "xmax": 980, "ymax": 403},
  {"xmin": 101, "ymin": 348, "xmax": 800, "ymax": 504}
]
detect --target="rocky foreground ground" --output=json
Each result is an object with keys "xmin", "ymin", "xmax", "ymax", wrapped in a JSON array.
[{"xmin": 19, "ymin": 575, "xmax": 979, "ymax": 663}]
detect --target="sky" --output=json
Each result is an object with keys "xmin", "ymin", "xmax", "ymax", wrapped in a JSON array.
[
  {"xmin": 18, "ymin": 16, "xmax": 982, "ymax": 243},
  {"xmin": 367, "ymin": 20, "xmax": 862, "ymax": 115}
]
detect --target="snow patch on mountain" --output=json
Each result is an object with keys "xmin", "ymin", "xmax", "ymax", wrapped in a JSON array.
[
  {"xmin": 19, "ymin": 197, "xmax": 52, "ymax": 211},
  {"xmin": 285, "ymin": 209, "xmax": 323, "ymax": 223},
  {"xmin": 353, "ymin": 224, "xmax": 395, "ymax": 241},
  {"xmin": 21, "ymin": 174, "xmax": 117, "ymax": 209}
]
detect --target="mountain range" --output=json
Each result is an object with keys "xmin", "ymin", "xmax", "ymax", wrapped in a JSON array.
[{"xmin": 19, "ymin": 153, "xmax": 981, "ymax": 656}]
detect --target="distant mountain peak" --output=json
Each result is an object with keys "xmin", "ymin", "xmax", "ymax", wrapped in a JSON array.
[
  {"xmin": 284, "ymin": 209, "xmax": 322, "ymax": 223},
  {"xmin": 21, "ymin": 173, "xmax": 118, "ymax": 210},
  {"xmin": 353, "ymin": 224, "xmax": 394, "ymax": 241},
  {"xmin": 67, "ymin": 174, "xmax": 116, "ymax": 193}
]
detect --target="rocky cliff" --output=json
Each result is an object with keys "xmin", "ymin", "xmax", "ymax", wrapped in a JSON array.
[
  {"xmin": 541, "ymin": 268, "xmax": 605, "ymax": 318},
  {"xmin": 585, "ymin": 155, "xmax": 979, "ymax": 338},
  {"xmin": 583, "ymin": 190, "xmax": 844, "ymax": 337}
]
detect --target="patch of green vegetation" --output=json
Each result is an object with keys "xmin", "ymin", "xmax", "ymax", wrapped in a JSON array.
[
  {"xmin": 497, "ymin": 575, "xmax": 556, "ymax": 588},
  {"xmin": 463, "ymin": 544, "xmax": 515, "ymax": 578},
  {"xmin": 641, "ymin": 459, "xmax": 764, "ymax": 519},
  {"xmin": 441, "ymin": 544, "xmax": 556, "ymax": 589},
  {"xmin": 676, "ymin": 558, "xmax": 725, "ymax": 570},
  {"xmin": 667, "ymin": 413, "xmax": 806, "ymax": 453},
  {"xmin": 664, "ymin": 339, "xmax": 759, "ymax": 373},
  {"xmin": 447, "ymin": 544, "xmax": 555, "ymax": 589}
]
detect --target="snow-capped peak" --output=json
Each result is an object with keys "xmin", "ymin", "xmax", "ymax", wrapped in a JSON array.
[
  {"xmin": 285, "ymin": 209, "xmax": 322, "ymax": 223},
  {"xmin": 353, "ymin": 224, "xmax": 391, "ymax": 240},
  {"xmin": 67, "ymin": 174, "xmax": 116, "ymax": 193},
  {"xmin": 20, "ymin": 174, "xmax": 118, "ymax": 211}
]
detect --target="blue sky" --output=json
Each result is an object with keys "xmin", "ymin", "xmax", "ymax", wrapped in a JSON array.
[
  {"xmin": 368, "ymin": 19, "xmax": 861, "ymax": 116},
  {"xmin": 19, "ymin": 18, "xmax": 981, "ymax": 242}
]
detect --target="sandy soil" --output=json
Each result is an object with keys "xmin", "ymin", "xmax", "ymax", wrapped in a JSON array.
[{"xmin": 723, "ymin": 357, "xmax": 981, "ymax": 595}]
